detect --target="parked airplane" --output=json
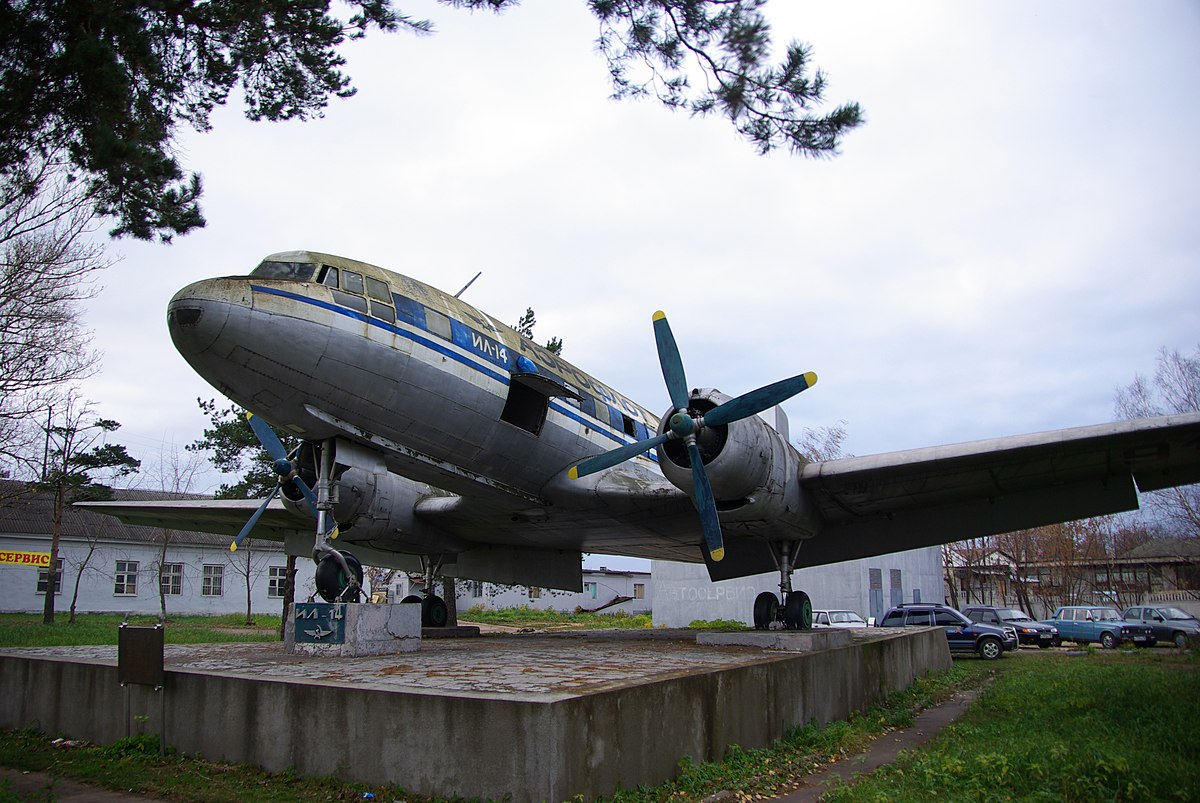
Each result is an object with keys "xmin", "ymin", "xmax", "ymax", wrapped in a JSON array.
[{"xmin": 82, "ymin": 251, "xmax": 1200, "ymax": 628}]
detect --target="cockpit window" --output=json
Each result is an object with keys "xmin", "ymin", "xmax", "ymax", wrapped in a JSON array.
[
  {"xmin": 366, "ymin": 276, "xmax": 391, "ymax": 303},
  {"xmin": 316, "ymin": 265, "xmax": 339, "ymax": 287},
  {"xmin": 251, "ymin": 260, "xmax": 316, "ymax": 281},
  {"xmin": 341, "ymin": 270, "xmax": 365, "ymax": 295}
]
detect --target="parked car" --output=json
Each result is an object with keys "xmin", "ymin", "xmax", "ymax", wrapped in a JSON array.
[
  {"xmin": 1121, "ymin": 605, "xmax": 1200, "ymax": 649},
  {"xmin": 961, "ymin": 605, "xmax": 1060, "ymax": 648},
  {"xmin": 812, "ymin": 610, "xmax": 868, "ymax": 628},
  {"xmin": 1042, "ymin": 606, "xmax": 1155, "ymax": 649},
  {"xmin": 877, "ymin": 603, "xmax": 1018, "ymax": 659}
]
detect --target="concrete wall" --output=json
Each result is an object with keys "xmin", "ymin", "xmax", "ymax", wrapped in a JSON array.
[
  {"xmin": 0, "ymin": 630, "xmax": 949, "ymax": 801},
  {"xmin": 0, "ymin": 534, "xmax": 316, "ymax": 617},
  {"xmin": 652, "ymin": 546, "xmax": 944, "ymax": 627}
]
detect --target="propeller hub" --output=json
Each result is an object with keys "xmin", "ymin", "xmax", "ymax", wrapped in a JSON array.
[
  {"xmin": 669, "ymin": 411, "xmax": 697, "ymax": 437},
  {"xmin": 272, "ymin": 457, "xmax": 293, "ymax": 477}
]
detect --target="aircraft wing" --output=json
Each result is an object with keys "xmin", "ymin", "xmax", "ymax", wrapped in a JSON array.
[
  {"xmin": 794, "ymin": 412, "xmax": 1200, "ymax": 568},
  {"xmin": 77, "ymin": 498, "xmax": 309, "ymax": 543}
]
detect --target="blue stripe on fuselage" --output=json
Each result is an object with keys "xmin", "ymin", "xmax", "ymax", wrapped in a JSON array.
[{"xmin": 250, "ymin": 284, "xmax": 657, "ymax": 458}]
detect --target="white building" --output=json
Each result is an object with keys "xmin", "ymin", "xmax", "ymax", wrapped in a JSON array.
[
  {"xmin": 651, "ymin": 546, "xmax": 945, "ymax": 627},
  {"xmin": 390, "ymin": 566, "xmax": 652, "ymax": 616},
  {"xmin": 0, "ymin": 482, "xmax": 316, "ymax": 618}
]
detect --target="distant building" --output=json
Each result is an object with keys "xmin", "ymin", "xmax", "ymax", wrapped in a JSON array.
[
  {"xmin": 651, "ymin": 546, "xmax": 944, "ymax": 627},
  {"xmin": 391, "ymin": 567, "xmax": 652, "ymax": 616},
  {"xmin": 0, "ymin": 482, "xmax": 315, "ymax": 617}
]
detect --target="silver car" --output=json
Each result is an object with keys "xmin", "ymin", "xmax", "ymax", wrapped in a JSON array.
[{"xmin": 812, "ymin": 609, "xmax": 868, "ymax": 628}]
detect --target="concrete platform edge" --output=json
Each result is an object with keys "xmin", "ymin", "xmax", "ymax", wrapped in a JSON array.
[{"xmin": 0, "ymin": 630, "xmax": 950, "ymax": 801}]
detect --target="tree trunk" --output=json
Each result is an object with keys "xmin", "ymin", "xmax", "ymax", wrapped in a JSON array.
[
  {"xmin": 280, "ymin": 554, "xmax": 297, "ymax": 640},
  {"xmin": 68, "ymin": 541, "xmax": 97, "ymax": 624},
  {"xmin": 42, "ymin": 484, "xmax": 65, "ymax": 624},
  {"xmin": 443, "ymin": 576, "xmax": 458, "ymax": 627}
]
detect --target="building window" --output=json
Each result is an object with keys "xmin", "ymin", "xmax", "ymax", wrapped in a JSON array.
[
  {"xmin": 202, "ymin": 564, "xmax": 224, "ymax": 597},
  {"xmin": 114, "ymin": 561, "xmax": 138, "ymax": 596},
  {"xmin": 268, "ymin": 566, "xmax": 287, "ymax": 598},
  {"xmin": 160, "ymin": 563, "xmax": 184, "ymax": 596},
  {"xmin": 37, "ymin": 558, "xmax": 63, "ymax": 595},
  {"xmin": 633, "ymin": 583, "xmax": 645, "ymax": 600},
  {"xmin": 528, "ymin": 586, "xmax": 541, "ymax": 599},
  {"xmin": 584, "ymin": 581, "xmax": 597, "ymax": 599}
]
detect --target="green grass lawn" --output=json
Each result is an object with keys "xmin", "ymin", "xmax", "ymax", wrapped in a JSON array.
[
  {"xmin": 822, "ymin": 648, "xmax": 1200, "ymax": 802},
  {"xmin": 0, "ymin": 612, "xmax": 280, "ymax": 647},
  {"xmin": 460, "ymin": 604, "xmax": 653, "ymax": 629}
]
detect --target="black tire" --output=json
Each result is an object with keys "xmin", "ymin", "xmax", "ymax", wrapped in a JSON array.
[
  {"xmin": 783, "ymin": 591, "xmax": 813, "ymax": 630},
  {"xmin": 977, "ymin": 636, "xmax": 1003, "ymax": 660},
  {"xmin": 1174, "ymin": 632, "xmax": 1187, "ymax": 649},
  {"xmin": 314, "ymin": 550, "xmax": 363, "ymax": 603},
  {"xmin": 400, "ymin": 594, "xmax": 422, "ymax": 604},
  {"xmin": 421, "ymin": 595, "xmax": 448, "ymax": 628},
  {"xmin": 1100, "ymin": 631, "xmax": 1117, "ymax": 649},
  {"xmin": 752, "ymin": 592, "xmax": 779, "ymax": 630}
]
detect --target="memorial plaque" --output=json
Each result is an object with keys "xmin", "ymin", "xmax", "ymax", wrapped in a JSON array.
[
  {"xmin": 293, "ymin": 602, "xmax": 346, "ymax": 644},
  {"xmin": 118, "ymin": 625, "xmax": 164, "ymax": 687}
]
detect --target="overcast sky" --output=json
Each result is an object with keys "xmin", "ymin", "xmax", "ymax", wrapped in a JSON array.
[{"xmin": 76, "ymin": 1, "xmax": 1199, "ymax": 566}]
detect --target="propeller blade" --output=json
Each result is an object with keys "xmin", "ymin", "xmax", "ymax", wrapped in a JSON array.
[
  {"xmin": 246, "ymin": 412, "xmax": 288, "ymax": 462},
  {"xmin": 704, "ymin": 372, "xmax": 818, "ymax": 428},
  {"xmin": 231, "ymin": 489, "xmax": 277, "ymax": 552},
  {"xmin": 687, "ymin": 441, "xmax": 724, "ymax": 562},
  {"xmin": 569, "ymin": 432, "xmax": 672, "ymax": 480},
  {"xmin": 653, "ymin": 312, "xmax": 690, "ymax": 411}
]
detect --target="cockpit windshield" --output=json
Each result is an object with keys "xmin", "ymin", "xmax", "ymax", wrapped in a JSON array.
[{"xmin": 251, "ymin": 260, "xmax": 316, "ymax": 281}]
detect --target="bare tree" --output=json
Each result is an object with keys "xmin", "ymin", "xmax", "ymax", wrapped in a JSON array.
[
  {"xmin": 0, "ymin": 153, "xmax": 111, "ymax": 475},
  {"xmin": 1115, "ymin": 345, "xmax": 1200, "ymax": 539},
  {"xmin": 33, "ymin": 390, "xmax": 140, "ymax": 623}
]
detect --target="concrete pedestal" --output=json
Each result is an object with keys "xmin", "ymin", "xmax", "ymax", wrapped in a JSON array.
[{"xmin": 284, "ymin": 603, "xmax": 420, "ymax": 656}]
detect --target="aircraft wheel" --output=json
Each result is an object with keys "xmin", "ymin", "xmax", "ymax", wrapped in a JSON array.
[
  {"xmin": 752, "ymin": 592, "xmax": 778, "ymax": 630},
  {"xmin": 422, "ymin": 595, "xmax": 449, "ymax": 628},
  {"xmin": 400, "ymin": 595, "xmax": 422, "ymax": 604},
  {"xmin": 314, "ymin": 550, "xmax": 363, "ymax": 603},
  {"xmin": 783, "ymin": 591, "xmax": 813, "ymax": 630}
]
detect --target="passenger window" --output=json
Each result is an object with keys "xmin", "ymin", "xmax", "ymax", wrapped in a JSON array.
[
  {"xmin": 934, "ymin": 611, "xmax": 960, "ymax": 626},
  {"xmin": 342, "ymin": 271, "xmax": 365, "ymax": 295},
  {"xmin": 317, "ymin": 265, "xmax": 339, "ymax": 287},
  {"xmin": 425, "ymin": 308, "xmax": 452, "ymax": 340},
  {"xmin": 907, "ymin": 611, "xmax": 932, "ymax": 626},
  {"xmin": 881, "ymin": 611, "xmax": 904, "ymax": 626},
  {"xmin": 366, "ymin": 276, "xmax": 391, "ymax": 303}
]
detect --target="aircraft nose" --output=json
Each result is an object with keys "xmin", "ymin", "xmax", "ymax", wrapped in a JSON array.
[{"xmin": 166, "ymin": 278, "xmax": 246, "ymax": 360}]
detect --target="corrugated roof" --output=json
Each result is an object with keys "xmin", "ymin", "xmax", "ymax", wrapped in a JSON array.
[{"xmin": 0, "ymin": 480, "xmax": 283, "ymax": 551}]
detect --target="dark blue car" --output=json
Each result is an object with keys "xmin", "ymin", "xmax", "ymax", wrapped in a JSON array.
[{"xmin": 878, "ymin": 603, "xmax": 1017, "ymax": 659}]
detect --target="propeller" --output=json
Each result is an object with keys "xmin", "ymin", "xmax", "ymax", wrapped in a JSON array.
[
  {"xmin": 569, "ymin": 311, "xmax": 817, "ymax": 562},
  {"xmin": 231, "ymin": 413, "xmax": 334, "ymax": 551}
]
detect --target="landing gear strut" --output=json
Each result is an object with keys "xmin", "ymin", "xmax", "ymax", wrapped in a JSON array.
[
  {"xmin": 751, "ymin": 541, "xmax": 812, "ymax": 630},
  {"xmin": 310, "ymin": 438, "xmax": 363, "ymax": 603}
]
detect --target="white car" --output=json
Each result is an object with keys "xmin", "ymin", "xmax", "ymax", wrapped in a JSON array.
[{"xmin": 813, "ymin": 609, "xmax": 868, "ymax": 628}]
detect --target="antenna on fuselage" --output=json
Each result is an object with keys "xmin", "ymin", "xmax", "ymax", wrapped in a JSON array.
[{"xmin": 453, "ymin": 271, "xmax": 482, "ymax": 299}]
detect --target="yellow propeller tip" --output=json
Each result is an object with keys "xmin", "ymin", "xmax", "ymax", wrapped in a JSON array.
[
  {"xmin": 710, "ymin": 547, "xmax": 725, "ymax": 562},
  {"xmin": 568, "ymin": 466, "xmax": 580, "ymax": 480},
  {"xmin": 229, "ymin": 543, "xmax": 238, "ymax": 552},
  {"xmin": 804, "ymin": 371, "xmax": 818, "ymax": 386},
  {"xmin": 652, "ymin": 310, "xmax": 666, "ymax": 321}
]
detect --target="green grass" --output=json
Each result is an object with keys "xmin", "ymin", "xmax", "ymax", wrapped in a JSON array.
[
  {"xmin": 460, "ymin": 604, "xmax": 652, "ymax": 629},
  {"xmin": 0, "ymin": 613, "xmax": 280, "ymax": 647},
  {"xmin": 823, "ymin": 649, "xmax": 1200, "ymax": 802}
]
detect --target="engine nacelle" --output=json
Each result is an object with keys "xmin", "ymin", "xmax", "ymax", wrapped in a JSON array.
[
  {"xmin": 280, "ymin": 467, "xmax": 468, "ymax": 554},
  {"xmin": 656, "ymin": 389, "xmax": 818, "ymax": 534}
]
